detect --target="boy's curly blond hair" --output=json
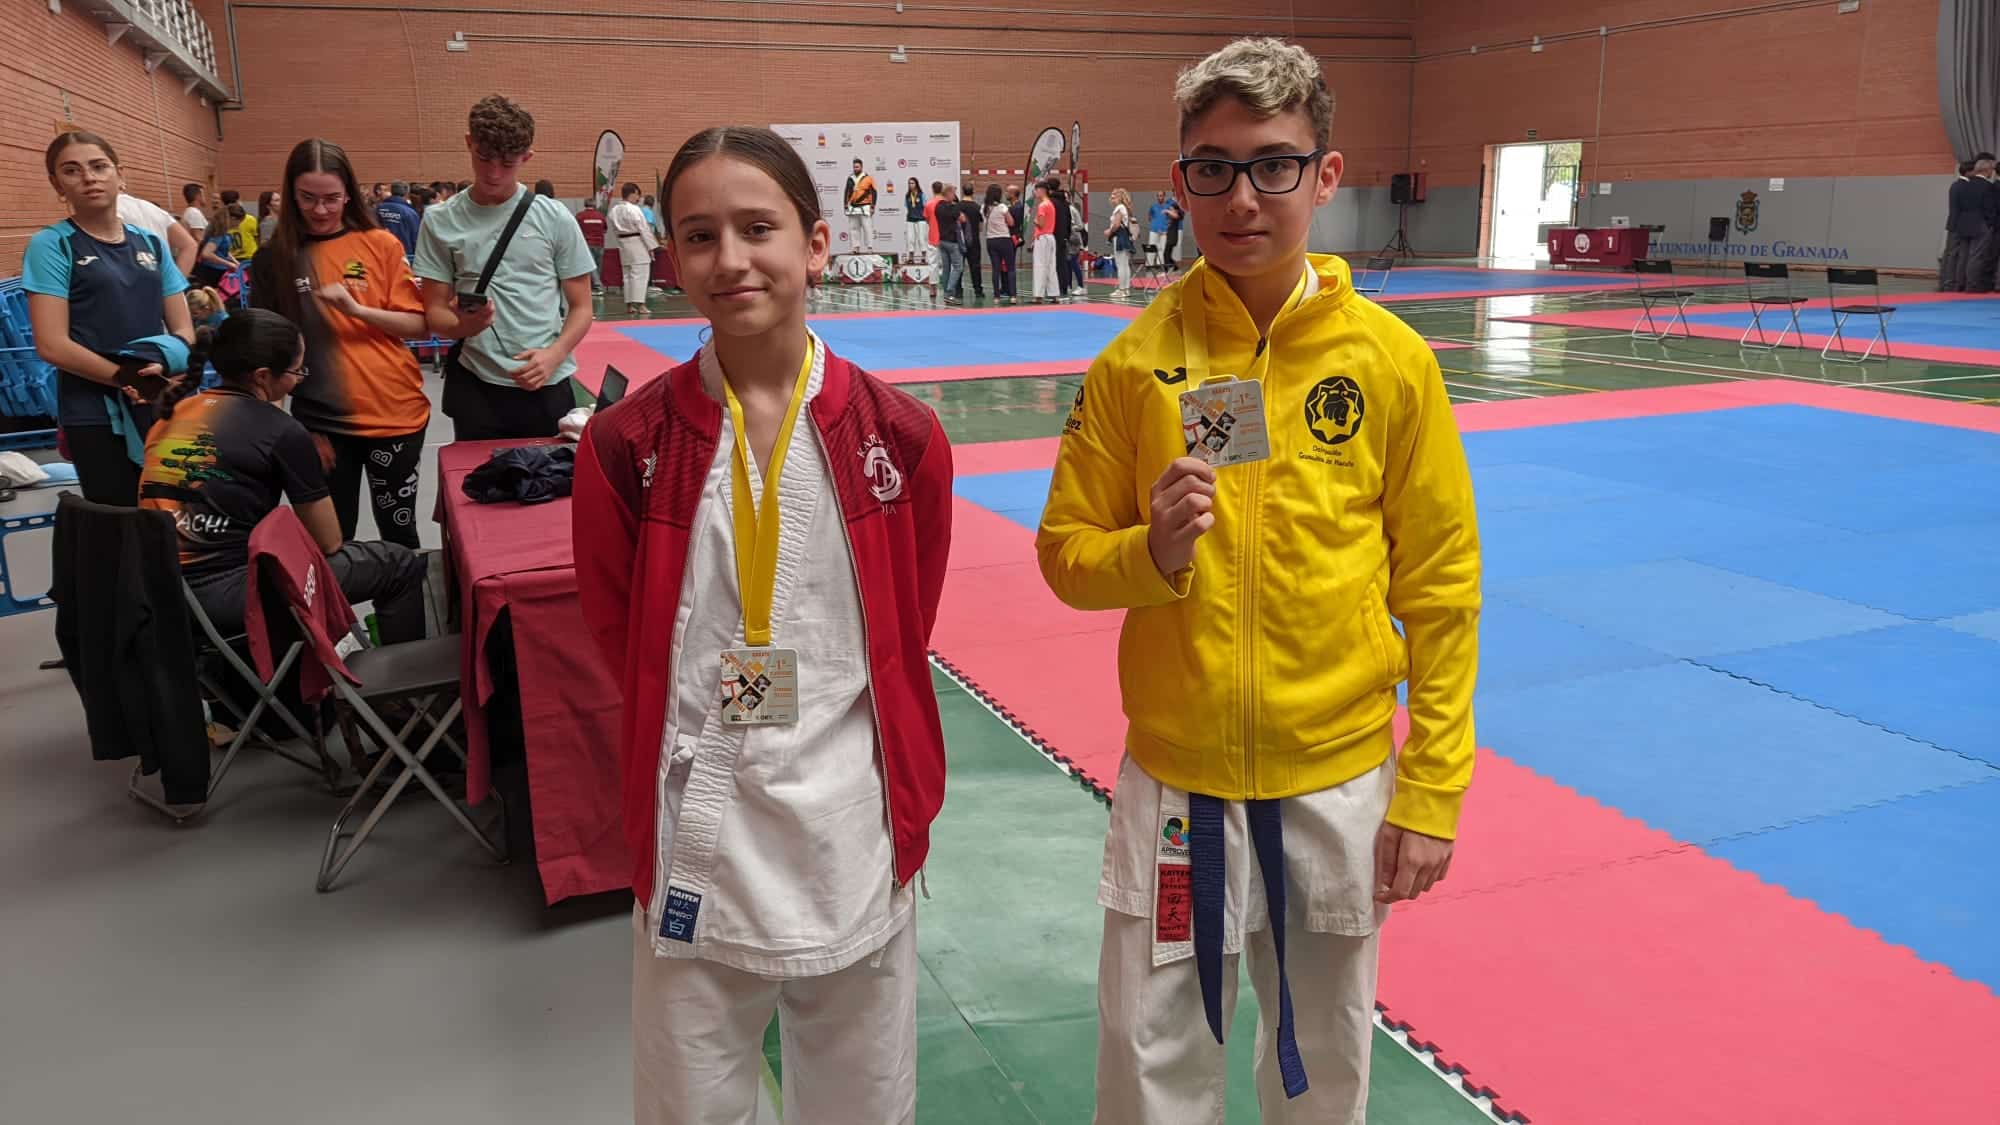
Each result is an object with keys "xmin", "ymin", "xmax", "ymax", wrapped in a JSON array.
[{"xmin": 1174, "ymin": 38, "xmax": 1333, "ymax": 149}]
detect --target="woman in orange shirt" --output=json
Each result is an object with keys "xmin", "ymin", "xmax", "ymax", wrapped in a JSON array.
[{"xmin": 251, "ymin": 139, "xmax": 431, "ymax": 548}]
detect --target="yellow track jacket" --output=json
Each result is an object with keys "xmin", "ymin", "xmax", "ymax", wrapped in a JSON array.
[{"xmin": 1036, "ymin": 254, "xmax": 1480, "ymax": 839}]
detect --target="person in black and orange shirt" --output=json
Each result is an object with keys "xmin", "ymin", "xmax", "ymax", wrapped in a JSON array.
[
  {"xmin": 842, "ymin": 157, "xmax": 878, "ymax": 257},
  {"xmin": 251, "ymin": 138, "xmax": 432, "ymax": 549},
  {"xmin": 141, "ymin": 309, "xmax": 426, "ymax": 642}
]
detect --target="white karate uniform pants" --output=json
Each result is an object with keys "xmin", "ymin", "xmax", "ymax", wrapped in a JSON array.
[
  {"xmin": 1094, "ymin": 909, "xmax": 1379, "ymax": 1124},
  {"xmin": 621, "ymin": 239, "xmax": 651, "ymax": 305},
  {"xmin": 633, "ymin": 907, "xmax": 918, "ymax": 1125},
  {"xmin": 1033, "ymin": 233, "xmax": 1059, "ymax": 298}
]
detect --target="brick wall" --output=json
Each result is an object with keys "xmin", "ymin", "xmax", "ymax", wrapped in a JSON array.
[
  {"xmin": 1410, "ymin": 0, "xmax": 1953, "ymax": 186},
  {"xmin": 211, "ymin": 0, "xmax": 1413, "ymax": 198},
  {"xmin": 3, "ymin": 0, "xmax": 223, "ymax": 268}
]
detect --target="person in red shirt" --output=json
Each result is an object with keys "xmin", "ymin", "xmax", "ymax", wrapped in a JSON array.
[
  {"xmin": 575, "ymin": 200, "xmax": 609, "ymax": 293},
  {"xmin": 922, "ymin": 181, "xmax": 944, "ymax": 288},
  {"xmin": 1031, "ymin": 180, "xmax": 1060, "ymax": 302}
]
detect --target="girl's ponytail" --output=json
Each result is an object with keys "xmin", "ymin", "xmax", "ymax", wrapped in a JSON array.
[{"xmin": 155, "ymin": 326, "xmax": 215, "ymax": 420}]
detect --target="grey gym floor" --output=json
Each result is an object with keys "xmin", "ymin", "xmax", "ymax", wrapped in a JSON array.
[{"xmin": 0, "ymin": 372, "xmax": 654, "ymax": 1125}]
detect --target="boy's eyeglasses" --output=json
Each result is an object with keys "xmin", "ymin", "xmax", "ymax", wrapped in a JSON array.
[{"xmin": 1175, "ymin": 151, "xmax": 1326, "ymax": 197}]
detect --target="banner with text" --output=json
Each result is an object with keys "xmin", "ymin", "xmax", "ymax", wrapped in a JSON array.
[{"xmin": 772, "ymin": 121, "xmax": 962, "ymax": 258}]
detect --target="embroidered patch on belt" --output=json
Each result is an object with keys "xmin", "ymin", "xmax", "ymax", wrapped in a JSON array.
[
  {"xmin": 1159, "ymin": 813, "xmax": 1191, "ymax": 861},
  {"xmin": 1157, "ymin": 864, "xmax": 1192, "ymax": 943},
  {"xmin": 660, "ymin": 886, "xmax": 702, "ymax": 943}
]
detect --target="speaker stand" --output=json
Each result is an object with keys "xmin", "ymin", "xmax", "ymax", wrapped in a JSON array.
[{"xmin": 1380, "ymin": 202, "xmax": 1417, "ymax": 260}]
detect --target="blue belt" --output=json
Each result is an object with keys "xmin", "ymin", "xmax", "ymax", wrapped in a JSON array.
[{"xmin": 1189, "ymin": 793, "xmax": 1309, "ymax": 1099}]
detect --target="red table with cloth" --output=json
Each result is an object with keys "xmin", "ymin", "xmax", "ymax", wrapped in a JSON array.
[
  {"xmin": 436, "ymin": 439, "xmax": 627, "ymax": 903},
  {"xmin": 1548, "ymin": 226, "xmax": 1651, "ymax": 268}
]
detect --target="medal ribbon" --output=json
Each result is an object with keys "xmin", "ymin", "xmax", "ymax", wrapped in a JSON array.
[{"xmin": 722, "ymin": 338, "xmax": 816, "ymax": 647}]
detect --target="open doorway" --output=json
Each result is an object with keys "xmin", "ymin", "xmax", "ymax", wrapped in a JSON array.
[{"xmin": 1486, "ymin": 141, "xmax": 1582, "ymax": 263}]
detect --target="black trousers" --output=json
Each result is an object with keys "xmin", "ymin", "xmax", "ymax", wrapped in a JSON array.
[
  {"xmin": 186, "ymin": 540, "xmax": 429, "ymax": 645},
  {"xmin": 1942, "ymin": 232, "xmax": 1980, "ymax": 292},
  {"xmin": 987, "ymin": 238, "xmax": 1018, "ymax": 298},
  {"xmin": 1968, "ymin": 231, "xmax": 1999, "ymax": 294},
  {"xmin": 66, "ymin": 425, "xmax": 142, "ymax": 506},
  {"xmin": 319, "ymin": 427, "xmax": 427, "ymax": 549},
  {"xmin": 442, "ymin": 356, "xmax": 573, "ymax": 442},
  {"xmin": 964, "ymin": 234, "xmax": 984, "ymax": 296}
]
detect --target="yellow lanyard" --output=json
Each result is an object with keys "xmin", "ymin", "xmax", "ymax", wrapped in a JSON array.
[
  {"xmin": 1179, "ymin": 264, "xmax": 1309, "ymax": 386},
  {"xmin": 722, "ymin": 339, "xmax": 815, "ymax": 648}
]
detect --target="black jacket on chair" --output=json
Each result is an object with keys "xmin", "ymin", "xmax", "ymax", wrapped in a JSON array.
[{"xmin": 52, "ymin": 494, "xmax": 210, "ymax": 804}]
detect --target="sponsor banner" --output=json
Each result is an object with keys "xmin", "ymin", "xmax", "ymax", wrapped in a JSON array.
[
  {"xmin": 591, "ymin": 130, "xmax": 624, "ymax": 211},
  {"xmin": 772, "ymin": 121, "xmax": 962, "ymax": 257}
]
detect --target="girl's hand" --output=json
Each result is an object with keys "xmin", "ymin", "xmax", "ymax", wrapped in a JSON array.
[
  {"xmin": 121, "ymin": 363, "xmax": 167, "ymax": 402},
  {"xmin": 316, "ymin": 282, "xmax": 361, "ymax": 316}
]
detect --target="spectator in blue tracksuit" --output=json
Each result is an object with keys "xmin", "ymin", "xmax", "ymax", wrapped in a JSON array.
[{"xmin": 374, "ymin": 181, "xmax": 422, "ymax": 256}]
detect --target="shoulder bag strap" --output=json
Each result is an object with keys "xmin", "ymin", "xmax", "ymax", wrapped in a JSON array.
[{"xmin": 475, "ymin": 190, "xmax": 537, "ymax": 295}]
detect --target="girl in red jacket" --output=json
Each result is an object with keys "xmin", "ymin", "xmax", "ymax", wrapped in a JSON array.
[{"xmin": 572, "ymin": 126, "xmax": 954, "ymax": 1125}]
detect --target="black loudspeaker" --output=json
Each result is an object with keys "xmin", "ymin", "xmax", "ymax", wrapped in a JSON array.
[
  {"xmin": 1391, "ymin": 174, "xmax": 1412, "ymax": 205},
  {"xmin": 1708, "ymin": 216, "xmax": 1730, "ymax": 241}
]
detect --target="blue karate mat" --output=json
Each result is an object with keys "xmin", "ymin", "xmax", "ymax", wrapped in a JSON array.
[
  {"xmin": 619, "ymin": 309, "xmax": 1133, "ymax": 371},
  {"xmin": 1682, "ymin": 297, "xmax": 2000, "ymax": 354},
  {"xmin": 1372, "ymin": 267, "xmax": 1715, "ymax": 297},
  {"xmin": 952, "ymin": 403, "xmax": 2000, "ymax": 988},
  {"xmin": 1709, "ymin": 623, "xmax": 2000, "ymax": 767},
  {"xmin": 1944, "ymin": 609, "xmax": 2000, "ymax": 643},
  {"xmin": 1475, "ymin": 661, "xmax": 1995, "ymax": 844},
  {"xmin": 1695, "ymin": 521, "xmax": 2000, "ymax": 621},
  {"xmin": 1709, "ymin": 779, "xmax": 2000, "ymax": 992},
  {"xmin": 956, "ymin": 468, "xmax": 1053, "ymax": 531},
  {"xmin": 1497, "ymin": 558, "xmax": 1906, "ymax": 660},
  {"xmin": 1451, "ymin": 404, "xmax": 2000, "ymax": 987},
  {"xmin": 1476, "ymin": 596, "xmax": 1671, "ymax": 693}
]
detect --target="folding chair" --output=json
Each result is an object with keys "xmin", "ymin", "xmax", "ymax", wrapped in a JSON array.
[
  {"xmin": 1739, "ymin": 262, "xmax": 1808, "ymax": 350},
  {"xmin": 1352, "ymin": 254, "xmax": 1396, "ymax": 296},
  {"xmin": 1134, "ymin": 240, "xmax": 1177, "ymax": 289},
  {"xmin": 1821, "ymin": 267, "xmax": 1896, "ymax": 363},
  {"xmin": 52, "ymin": 498, "xmax": 336, "ymax": 820},
  {"xmin": 1630, "ymin": 258, "xmax": 1696, "ymax": 341},
  {"xmin": 145, "ymin": 576, "xmax": 344, "ymax": 819},
  {"xmin": 250, "ymin": 524, "xmax": 507, "ymax": 891}
]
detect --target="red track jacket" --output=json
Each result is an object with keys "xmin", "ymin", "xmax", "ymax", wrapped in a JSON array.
[{"xmin": 572, "ymin": 347, "xmax": 954, "ymax": 911}]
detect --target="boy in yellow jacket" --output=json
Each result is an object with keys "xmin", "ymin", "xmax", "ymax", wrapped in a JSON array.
[{"xmin": 1036, "ymin": 37, "xmax": 1481, "ymax": 1123}]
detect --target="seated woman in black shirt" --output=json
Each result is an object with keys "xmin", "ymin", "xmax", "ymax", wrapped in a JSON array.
[{"xmin": 139, "ymin": 308, "xmax": 427, "ymax": 643}]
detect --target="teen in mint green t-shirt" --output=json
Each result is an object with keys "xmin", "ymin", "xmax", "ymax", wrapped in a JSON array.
[{"xmin": 413, "ymin": 183, "xmax": 593, "ymax": 389}]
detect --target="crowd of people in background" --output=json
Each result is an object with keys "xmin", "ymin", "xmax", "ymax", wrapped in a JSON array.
[
  {"xmin": 26, "ymin": 95, "xmax": 1190, "ymax": 633},
  {"xmin": 886, "ymin": 175, "xmax": 1170, "ymax": 305},
  {"xmin": 1942, "ymin": 152, "xmax": 1998, "ymax": 294},
  {"xmin": 25, "ymin": 95, "xmax": 599, "ymax": 679}
]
